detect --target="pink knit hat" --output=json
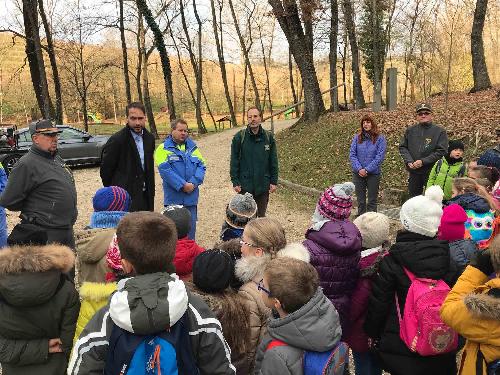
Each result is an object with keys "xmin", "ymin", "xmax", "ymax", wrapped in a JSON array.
[
  {"xmin": 437, "ymin": 204, "xmax": 468, "ymax": 241},
  {"xmin": 317, "ymin": 182, "xmax": 355, "ymax": 221},
  {"xmin": 105, "ymin": 234, "xmax": 123, "ymax": 280}
]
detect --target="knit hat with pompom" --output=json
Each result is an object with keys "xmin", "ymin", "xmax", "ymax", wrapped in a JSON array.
[
  {"xmin": 317, "ymin": 182, "xmax": 355, "ymax": 221},
  {"xmin": 400, "ymin": 185, "xmax": 444, "ymax": 237}
]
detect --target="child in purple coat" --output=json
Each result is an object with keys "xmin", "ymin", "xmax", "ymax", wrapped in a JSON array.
[
  {"xmin": 303, "ymin": 182, "xmax": 362, "ymax": 338},
  {"xmin": 347, "ymin": 212, "xmax": 390, "ymax": 375}
]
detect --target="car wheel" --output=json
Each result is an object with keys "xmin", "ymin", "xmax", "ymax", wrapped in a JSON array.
[{"xmin": 2, "ymin": 154, "xmax": 22, "ymax": 175}]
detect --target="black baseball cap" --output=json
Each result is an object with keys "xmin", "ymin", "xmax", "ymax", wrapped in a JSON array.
[{"xmin": 29, "ymin": 119, "xmax": 62, "ymax": 136}]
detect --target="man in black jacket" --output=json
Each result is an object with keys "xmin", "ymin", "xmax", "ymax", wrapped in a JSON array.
[
  {"xmin": 399, "ymin": 103, "xmax": 448, "ymax": 198},
  {"xmin": 0, "ymin": 119, "xmax": 77, "ymax": 248},
  {"xmin": 100, "ymin": 102, "xmax": 155, "ymax": 211}
]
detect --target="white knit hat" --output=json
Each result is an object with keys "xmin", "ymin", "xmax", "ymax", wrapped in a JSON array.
[
  {"xmin": 400, "ymin": 185, "xmax": 444, "ymax": 237},
  {"xmin": 353, "ymin": 212, "xmax": 390, "ymax": 249}
]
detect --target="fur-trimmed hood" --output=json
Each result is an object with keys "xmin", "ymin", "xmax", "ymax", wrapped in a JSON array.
[
  {"xmin": 235, "ymin": 254, "xmax": 271, "ymax": 284},
  {"xmin": 277, "ymin": 242, "xmax": 310, "ymax": 263},
  {"xmin": 0, "ymin": 244, "xmax": 74, "ymax": 275},
  {"xmin": 0, "ymin": 245, "xmax": 75, "ymax": 307},
  {"xmin": 465, "ymin": 287, "xmax": 500, "ymax": 320}
]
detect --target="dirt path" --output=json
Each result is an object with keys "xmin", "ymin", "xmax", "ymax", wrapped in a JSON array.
[{"xmin": 6, "ymin": 119, "xmax": 312, "ymax": 247}]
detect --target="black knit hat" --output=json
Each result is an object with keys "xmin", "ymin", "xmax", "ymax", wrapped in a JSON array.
[
  {"xmin": 161, "ymin": 205, "xmax": 191, "ymax": 239},
  {"xmin": 193, "ymin": 249, "xmax": 234, "ymax": 293},
  {"xmin": 448, "ymin": 139, "xmax": 465, "ymax": 154}
]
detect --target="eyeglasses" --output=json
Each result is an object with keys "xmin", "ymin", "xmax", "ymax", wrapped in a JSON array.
[
  {"xmin": 417, "ymin": 112, "xmax": 431, "ymax": 116},
  {"xmin": 239, "ymin": 239, "xmax": 257, "ymax": 248},
  {"xmin": 257, "ymin": 278, "xmax": 271, "ymax": 295}
]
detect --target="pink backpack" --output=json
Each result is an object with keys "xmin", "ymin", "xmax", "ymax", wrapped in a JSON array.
[{"xmin": 395, "ymin": 267, "xmax": 458, "ymax": 356}]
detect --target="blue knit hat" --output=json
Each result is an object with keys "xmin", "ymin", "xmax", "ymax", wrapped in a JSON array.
[{"xmin": 93, "ymin": 186, "xmax": 131, "ymax": 212}]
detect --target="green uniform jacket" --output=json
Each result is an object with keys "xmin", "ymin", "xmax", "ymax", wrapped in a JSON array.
[
  {"xmin": 230, "ymin": 126, "xmax": 279, "ymax": 196},
  {"xmin": 426, "ymin": 157, "xmax": 465, "ymax": 200}
]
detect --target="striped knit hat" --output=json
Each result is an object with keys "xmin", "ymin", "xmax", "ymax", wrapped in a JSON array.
[
  {"xmin": 317, "ymin": 182, "xmax": 355, "ymax": 221},
  {"xmin": 93, "ymin": 186, "xmax": 131, "ymax": 212}
]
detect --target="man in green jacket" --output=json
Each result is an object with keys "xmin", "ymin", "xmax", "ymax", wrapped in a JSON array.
[{"xmin": 230, "ymin": 107, "xmax": 278, "ymax": 217}]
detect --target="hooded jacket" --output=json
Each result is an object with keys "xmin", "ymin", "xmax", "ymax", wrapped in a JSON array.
[
  {"xmin": 68, "ymin": 272, "xmax": 235, "ymax": 375},
  {"xmin": 75, "ymin": 228, "xmax": 115, "ymax": 287},
  {"xmin": 235, "ymin": 255, "xmax": 272, "ymax": 374},
  {"xmin": 441, "ymin": 266, "xmax": 500, "ymax": 375},
  {"xmin": 0, "ymin": 245, "xmax": 80, "ymax": 375},
  {"xmin": 174, "ymin": 237, "xmax": 205, "ymax": 280},
  {"xmin": 254, "ymin": 288, "xmax": 342, "ymax": 375},
  {"xmin": 426, "ymin": 157, "xmax": 466, "ymax": 200},
  {"xmin": 155, "ymin": 136, "xmax": 206, "ymax": 207},
  {"xmin": 303, "ymin": 220, "xmax": 362, "ymax": 337},
  {"xmin": 73, "ymin": 281, "xmax": 117, "ymax": 343},
  {"xmin": 345, "ymin": 246, "xmax": 386, "ymax": 353},
  {"xmin": 364, "ymin": 231, "xmax": 460, "ymax": 375}
]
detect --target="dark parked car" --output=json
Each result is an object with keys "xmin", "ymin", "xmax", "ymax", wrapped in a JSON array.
[{"xmin": 0, "ymin": 125, "xmax": 110, "ymax": 174}]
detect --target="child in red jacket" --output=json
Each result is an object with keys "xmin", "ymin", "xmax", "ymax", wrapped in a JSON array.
[{"xmin": 162, "ymin": 205, "xmax": 204, "ymax": 280}]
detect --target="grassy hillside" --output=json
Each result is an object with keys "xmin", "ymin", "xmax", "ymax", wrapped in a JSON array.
[{"xmin": 277, "ymin": 88, "xmax": 500, "ymax": 192}]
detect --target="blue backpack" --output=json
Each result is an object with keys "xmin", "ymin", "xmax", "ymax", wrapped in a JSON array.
[
  {"xmin": 104, "ymin": 312, "xmax": 200, "ymax": 375},
  {"xmin": 266, "ymin": 339, "xmax": 349, "ymax": 375}
]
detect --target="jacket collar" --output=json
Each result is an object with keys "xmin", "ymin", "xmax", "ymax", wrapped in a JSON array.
[
  {"xmin": 30, "ymin": 144, "xmax": 57, "ymax": 159},
  {"xmin": 164, "ymin": 135, "xmax": 196, "ymax": 151}
]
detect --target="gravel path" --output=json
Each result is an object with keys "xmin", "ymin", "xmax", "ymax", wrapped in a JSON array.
[{"xmin": 6, "ymin": 119, "xmax": 311, "ymax": 247}]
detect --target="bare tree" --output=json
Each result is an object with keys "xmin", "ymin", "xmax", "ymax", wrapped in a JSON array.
[
  {"xmin": 268, "ymin": 0, "xmax": 325, "ymax": 121},
  {"xmin": 228, "ymin": 0, "xmax": 261, "ymax": 110},
  {"xmin": 22, "ymin": 0, "xmax": 54, "ymax": 118},
  {"xmin": 136, "ymin": 0, "xmax": 176, "ymax": 120},
  {"xmin": 288, "ymin": 49, "xmax": 299, "ymax": 115},
  {"xmin": 38, "ymin": 0, "xmax": 63, "ymax": 123},
  {"xmin": 119, "ymin": 0, "xmax": 132, "ymax": 104},
  {"xmin": 179, "ymin": 0, "xmax": 206, "ymax": 133},
  {"xmin": 209, "ymin": 0, "xmax": 237, "ymax": 127},
  {"xmin": 470, "ymin": 0, "xmax": 491, "ymax": 92},
  {"xmin": 329, "ymin": 0, "xmax": 339, "ymax": 111},
  {"xmin": 342, "ymin": 0, "xmax": 366, "ymax": 108}
]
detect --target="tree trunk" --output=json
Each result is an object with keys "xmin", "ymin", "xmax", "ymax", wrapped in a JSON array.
[
  {"xmin": 329, "ymin": 0, "xmax": 339, "ymax": 112},
  {"xmin": 139, "ymin": 17, "xmax": 158, "ymax": 139},
  {"xmin": 228, "ymin": 0, "xmax": 261, "ymax": 110},
  {"xmin": 371, "ymin": 0, "xmax": 381, "ymax": 111},
  {"xmin": 342, "ymin": 29, "xmax": 348, "ymax": 107},
  {"xmin": 209, "ymin": 0, "xmax": 237, "ymax": 127},
  {"xmin": 242, "ymin": 61, "xmax": 248, "ymax": 125},
  {"xmin": 288, "ymin": 49, "xmax": 298, "ymax": 113},
  {"xmin": 119, "ymin": 0, "xmax": 132, "ymax": 104},
  {"xmin": 136, "ymin": 0, "xmax": 176, "ymax": 120},
  {"xmin": 38, "ymin": 0, "xmax": 63, "ymax": 123},
  {"xmin": 22, "ymin": 0, "xmax": 53, "ymax": 119},
  {"xmin": 342, "ymin": 0, "xmax": 366, "ymax": 109},
  {"xmin": 471, "ymin": 0, "xmax": 491, "ymax": 92},
  {"xmin": 136, "ymin": 11, "xmax": 144, "ymax": 103},
  {"xmin": 268, "ymin": 0, "xmax": 325, "ymax": 121}
]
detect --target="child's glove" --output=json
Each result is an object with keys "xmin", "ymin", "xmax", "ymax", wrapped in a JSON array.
[{"xmin": 470, "ymin": 250, "xmax": 494, "ymax": 276}]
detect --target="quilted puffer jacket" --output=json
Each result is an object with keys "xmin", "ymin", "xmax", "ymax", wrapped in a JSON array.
[{"xmin": 303, "ymin": 220, "xmax": 361, "ymax": 337}]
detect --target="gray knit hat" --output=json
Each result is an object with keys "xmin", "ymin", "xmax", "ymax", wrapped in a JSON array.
[{"xmin": 226, "ymin": 193, "xmax": 257, "ymax": 229}]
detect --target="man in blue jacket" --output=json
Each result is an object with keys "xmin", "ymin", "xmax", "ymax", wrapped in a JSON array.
[{"xmin": 154, "ymin": 119, "xmax": 206, "ymax": 239}]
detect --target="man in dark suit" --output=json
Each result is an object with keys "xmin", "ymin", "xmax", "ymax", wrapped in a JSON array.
[{"xmin": 100, "ymin": 102, "xmax": 155, "ymax": 211}]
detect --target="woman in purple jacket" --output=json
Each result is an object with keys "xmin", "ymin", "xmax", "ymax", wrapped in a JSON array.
[{"xmin": 349, "ymin": 114, "xmax": 387, "ymax": 216}]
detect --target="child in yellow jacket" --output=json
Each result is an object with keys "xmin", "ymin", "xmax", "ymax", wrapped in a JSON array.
[{"xmin": 440, "ymin": 236, "xmax": 500, "ymax": 375}]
